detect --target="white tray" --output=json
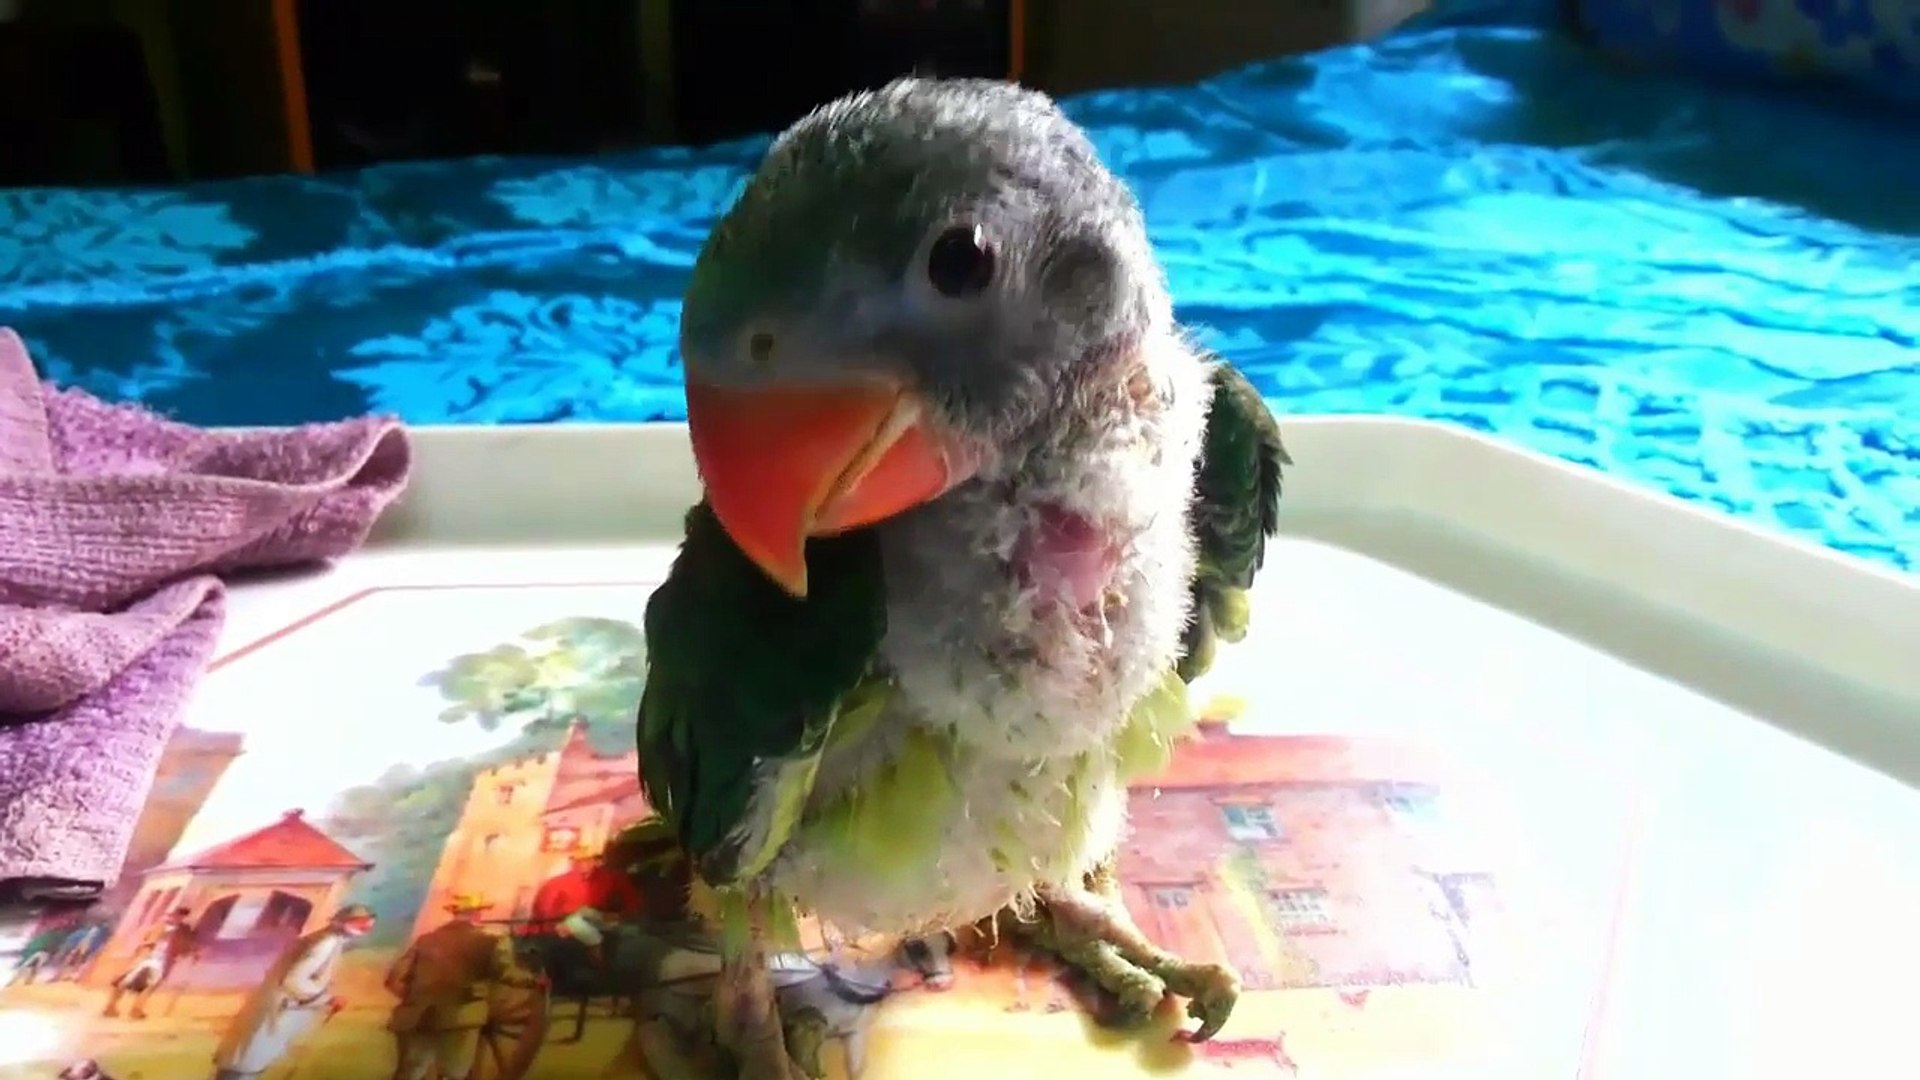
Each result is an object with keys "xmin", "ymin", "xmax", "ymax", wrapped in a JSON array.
[{"xmin": 1, "ymin": 416, "xmax": 1915, "ymax": 1080}]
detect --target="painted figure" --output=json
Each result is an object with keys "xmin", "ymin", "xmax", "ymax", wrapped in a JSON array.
[
  {"xmin": 384, "ymin": 893, "xmax": 540, "ymax": 1080},
  {"xmin": 524, "ymin": 844, "xmax": 644, "ymax": 935},
  {"xmin": 769, "ymin": 953, "xmax": 905, "ymax": 1079},
  {"xmin": 5, "ymin": 921, "xmax": 72, "ymax": 987},
  {"xmin": 604, "ymin": 918, "xmax": 925, "ymax": 1080},
  {"xmin": 209, "ymin": 904, "xmax": 377, "ymax": 1080},
  {"xmin": 519, "ymin": 844, "xmax": 648, "ymax": 991},
  {"xmin": 894, "ymin": 933, "xmax": 956, "ymax": 993},
  {"xmin": 101, "ymin": 906, "xmax": 199, "ymax": 1019},
  {"xmin": 51, "ymin": 922, "xmax": 107, "ymax": 980},
  {"xmin": 606, "ymin": 819, "xmax": 695, "ymax": 922}
]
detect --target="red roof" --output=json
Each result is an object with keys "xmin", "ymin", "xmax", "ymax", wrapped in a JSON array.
[
  {"xmin": 1139, "ymin": 723, "xmax": 1468, "ymax": 790},
  {"xmin": 161, "ymin": 809, "xmax": 370, "ymax": 872},
  {"xmin": 555, "ymin": 718, "xmax": 630, "ymax": 767}
]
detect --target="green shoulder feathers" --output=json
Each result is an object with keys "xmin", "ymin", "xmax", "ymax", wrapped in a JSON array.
[
  {"xmin": 636, "ymin": 502, "xmax": 889, "ymax": 885},
  {"xmin": 1178, "ymin": 363, "xmax": 1289, "ymax": 683}
]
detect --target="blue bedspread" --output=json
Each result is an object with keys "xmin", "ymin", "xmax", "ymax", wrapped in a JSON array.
[{"xmin": 1, "ymin": 5, "xmax": 1914, "ymax": 570}]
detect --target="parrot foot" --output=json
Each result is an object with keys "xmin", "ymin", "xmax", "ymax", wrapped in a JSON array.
[
  {"xmin": 626, "ymin": 1016, "xmax": 729, "ymax": 1080},
  {"xmin": 1054, "ymin": 934, "xmax": 1168, "ymax": 1025},
  {"xmin": 781, "ymin": 1007, "xmax": 831, "ymax": 1079},
  {"xmin": 719, "ymin": 1006, "xmax": 821, "ymax": 1080},
  {"xmin": 1030, "ymin": 877, "xmax": 1242, "ymax": 1042},
  {"xmin": 714, "ymin": 946, "xmax": 823, "ymax": 1080},
  {"xmin": 1158, "ymin": 960, "xmax": 1240, "ymax": 1043},
  {"xmin": 734, "ymin": 1034, "xmax": 815, "ymax": 1080}
]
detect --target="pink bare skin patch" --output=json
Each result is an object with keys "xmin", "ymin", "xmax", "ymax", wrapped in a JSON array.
[{"xmin": 1012, "ymin": 504, "xmax": 1124, "ymax": 616}]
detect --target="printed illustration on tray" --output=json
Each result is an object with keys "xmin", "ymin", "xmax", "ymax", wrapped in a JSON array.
[{"xmin": 0, "ymin": 581, "xmax": 1630, "ymax": 1080}]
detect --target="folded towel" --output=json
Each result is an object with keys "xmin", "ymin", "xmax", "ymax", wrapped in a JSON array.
[{"xmin": 0, "ymin": 327, "xmax": 411, "ymax": 901}]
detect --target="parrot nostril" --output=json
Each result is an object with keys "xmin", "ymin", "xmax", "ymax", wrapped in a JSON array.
[{"xmin": 748, "ymin": 331, "xmax": 776, "ymax": 366}]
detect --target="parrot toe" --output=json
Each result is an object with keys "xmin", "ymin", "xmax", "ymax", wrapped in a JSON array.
[
  {"xmin": 713, "ymin": 945, "xmax": 822, "ymax": 1080},
  {"xmin": 780, "ymin": 1006, "xmax": 831, "ymax": 1079},
  {"xmin": 1162, "ymin": 961, "xmax": 1240, "ymax": 1043},
  {"xmin": 1020, "ymin": 880, "xmax": 1245, "ymax": 1041},
  {"xmin": 633, "ymin": 1014, "xmax": 735, "ymax": 1079},
  {"xmin": 1052, "ymin": 937, "xmax": 1166, "ymax": 1027}
]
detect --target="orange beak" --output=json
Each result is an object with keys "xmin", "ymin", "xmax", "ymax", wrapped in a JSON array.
[{"xmin": 685, "ymin": 379, "xmax": 967, "ymax": 597}]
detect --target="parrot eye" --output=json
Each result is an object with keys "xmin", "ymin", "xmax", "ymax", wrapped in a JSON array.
[{"xmin": 926, "ymin": 225, "xmax": 996, "ymax": 298}]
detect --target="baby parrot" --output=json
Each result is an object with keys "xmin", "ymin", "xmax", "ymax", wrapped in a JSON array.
[{"xmin": 637, "ymin": 76, "xmax": 1288, "ymax": 1080}]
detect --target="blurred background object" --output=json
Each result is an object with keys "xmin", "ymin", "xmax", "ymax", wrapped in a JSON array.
[
  {"xmin": 0, "ymin": 3, "xmax": 171, "ymax": 185},
  {"xmin": 2, "ymin": 0, "xmax": 1428, "ymax": 183}
]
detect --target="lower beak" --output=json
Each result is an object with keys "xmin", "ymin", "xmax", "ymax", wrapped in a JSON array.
[{"xmin": 685, "ymin": 379, "xmax": 968, "ymax": 597}]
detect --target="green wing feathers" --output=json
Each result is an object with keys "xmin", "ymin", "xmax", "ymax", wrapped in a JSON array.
[
  {"xmin": 636, "ymin": 502, "xmax": 889, "ymax": 886},
  {"xmin": 1178, "ymin": 363, "xmax": 1289, "ymax": 683}
]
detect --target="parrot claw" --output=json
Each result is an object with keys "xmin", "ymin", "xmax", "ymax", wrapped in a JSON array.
[
  {"xmin": 714, "ymin": 939, "xmax": 823, "ymax": 1080},
  {"xmin": 1167, "ymin": 961, "xmax": 1240, "ymax": 1043},
  {"xmin": 1067, "ymin": 939, "xmax": 1166, "ymax": 1026},
  {"xmin": 781, "ymin": 1007, "xmax": 831, "ymax": 1080},
  {"xmin": 724, "ymin": 1013, "xmax": 819, "ymax": 1080},
  {"xmin": 1014, "ymin": 875, "xmax": 1243, "ymax": 1042}
]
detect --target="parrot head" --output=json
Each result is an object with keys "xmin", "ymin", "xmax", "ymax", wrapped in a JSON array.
[{"xmin": 678, "ymin": 77, "xmax": 1164, "ymax": 598}]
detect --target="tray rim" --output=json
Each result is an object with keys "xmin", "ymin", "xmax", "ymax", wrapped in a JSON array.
[{"xmin": 360, "ymin": 414, "xmax": 1920, "ymax": 782}]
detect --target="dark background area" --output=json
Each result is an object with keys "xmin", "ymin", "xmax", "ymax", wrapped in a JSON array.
[{"xmin": 0, "ymin": 0, "xmax": 1427, "ymax": 186}]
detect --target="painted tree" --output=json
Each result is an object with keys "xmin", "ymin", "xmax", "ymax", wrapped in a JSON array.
[
  {"xmin": 326, "ymin": 615, "xmax": 648, "ymax": 944},
  {"xmin": 418, "ymin": 616, "xmax": 648, "ymax": 733}
]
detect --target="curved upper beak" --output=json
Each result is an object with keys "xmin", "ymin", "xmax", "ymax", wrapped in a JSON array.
[{"xmin": 685, "ymin": 378, "xmax": 974, "ymax": 597}]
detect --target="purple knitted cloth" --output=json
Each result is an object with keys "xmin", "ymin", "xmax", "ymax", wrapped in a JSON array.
[{"xmin": 0, "ymin": 328, "xmax": 412, "ymax": 899}]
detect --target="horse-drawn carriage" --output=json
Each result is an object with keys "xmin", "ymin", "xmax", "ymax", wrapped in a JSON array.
[
  {"xmin": 456, "ymin": 818, "xmax": 937, "ymax": 1080},
  {"xmin": 461, "ymin": 818, "xmax": 693, "ymax": 1079},
  {"xmin": 464, "ymin": 917, "xmax": 697, "ymax": 1080},
  {"xmin": 466, "ymin": 967, "xmax": 552, "ymax": 1080},
  {"xmin": 469, "ymin": 916, "xmax": 921, "ymax": 1080}
]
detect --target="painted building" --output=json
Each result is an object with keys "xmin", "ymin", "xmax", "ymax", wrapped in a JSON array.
[
  {"xmin": 417, "ymin": 714, "xmax": 1507, "ymax": 985},
  {"xmin": 87, "ymin": 808, "xmax": 371, "ymax": 990},
  {"xmin": 415, "ymin": 721, "xmax": 845, "ymax": 951},
  {"xmin": 412, "ymin": 720, "xmax": 653, "ymax": 940},
  {"xmin": 1117, "ymin": 720, "xmax": 1506, "ymax": 991}
]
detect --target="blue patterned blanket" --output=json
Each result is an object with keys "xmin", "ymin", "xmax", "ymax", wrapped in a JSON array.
[{"xmin": 1, "ymin": 3, "xmax": 1914, "ymax": 569}]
